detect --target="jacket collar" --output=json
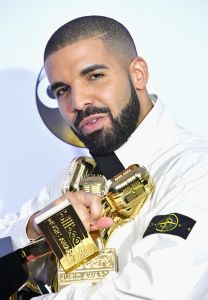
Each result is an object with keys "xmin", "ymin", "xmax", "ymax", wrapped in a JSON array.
[{"xmin": 115, "ymin": 95, "xmax": 178, "ymax": 168}]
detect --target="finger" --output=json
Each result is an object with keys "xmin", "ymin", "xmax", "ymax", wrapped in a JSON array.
[
  {"xmin": 61, "ymin": 191, "xmax": 93, "ymax": 231},
  {"xmin": 67, "ymin": 191, "xmax": 102, "ymax": 225},
  {"xmin": 78, "ymin": 191, "xmax": 102, "ymax": 222},
  {"xmin": 90, "ymin": 216, "xmax": 113, "ymax": 231}
]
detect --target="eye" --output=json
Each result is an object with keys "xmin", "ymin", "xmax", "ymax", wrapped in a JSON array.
[
  {"xmin": 55, "ymin": 86, "xmax": 70, "ymax": 98},
  {"xmin": 89, "ymin": 73, "xmax": 104, "ymax": 81}
]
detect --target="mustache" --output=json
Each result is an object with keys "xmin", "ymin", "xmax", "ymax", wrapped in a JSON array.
[{"xmin": 74, "ymin": 106, "xmax": 110, "ymax": 129}]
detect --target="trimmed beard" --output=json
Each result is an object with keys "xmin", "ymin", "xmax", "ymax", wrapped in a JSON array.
[{"xmin": 73, "ymin": 80, "xmax": 140, "ymax": 155}]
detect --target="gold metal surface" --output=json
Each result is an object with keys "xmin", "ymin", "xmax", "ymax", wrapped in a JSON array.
[
  {"xmin": 11, "ymin": 157, "xmax": 155, "ymax": 294},
  {"xmin": 101, "ymin": 164, "xmax": 155, "ymax": 246},
  {"xmin": 34, "ymin": 200, "xmax": 99, "ymax": 273},
  {"xmin": 57, "ymin": 248, "xmax": 117, "ymax": 290},
  {"xmin": 55, "ymin": 157, "xmax": 155, "ymax": 290},
  {"xmin": 9, "ymin": 292, "xmax": 17, "ymax": 300},
  {"xmin": 62, "ymin": 156, "xmax": 96, "ymax": 193},
  {"xmin": 80, "ymin": 174, "xmax": 107, "ymax": 196},
  {"xmin": 25, "ymin": 280, "xmax": 40, "ymax": 294},
  {"xmin": 25, "ymin": 157, "xmax": 155, "ymax": 293}
]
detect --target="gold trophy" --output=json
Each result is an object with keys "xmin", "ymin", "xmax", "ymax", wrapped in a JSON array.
[
  {"xmin": 34, "ymin": 199, "xmax": 99, "ymax": 274},
  {"xmin": 101, "ymin": 164, "xmax": 155, "ymax": 247},
  {"xmin": 57, "ymin": 173, "xmax": 118, "ymax": 290},
  {"xmin": 56, "ymin": 157, "xmax": 155, "ymax": 291},
  {"xmin": 33, "ymin": 156, "xmax": 99, "ymax": 275},
  {"xmin": 14, "ymin": 156, "xmax": 155, "ymax": 294}
]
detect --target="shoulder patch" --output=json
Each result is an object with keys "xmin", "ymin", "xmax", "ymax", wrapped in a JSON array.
[{"xmin": 143, "ymin": 213, "xmax": 196, "ymax": 239}]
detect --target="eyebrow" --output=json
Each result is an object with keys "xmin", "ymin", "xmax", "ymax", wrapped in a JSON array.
[{"xmin": 80, "ymin": 64, "xmax": 109, "ymax": 76}]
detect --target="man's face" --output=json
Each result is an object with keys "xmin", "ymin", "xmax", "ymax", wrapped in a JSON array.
[{"xmin": 44, "ymin": 38, "xmax": 140, "ymax": 154}]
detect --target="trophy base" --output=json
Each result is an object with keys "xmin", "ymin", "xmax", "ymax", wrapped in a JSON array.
[{"xmin": 56, "ymin": 248, "xmax": 118, "ymax": 291}]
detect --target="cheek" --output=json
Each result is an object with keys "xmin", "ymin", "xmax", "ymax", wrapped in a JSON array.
[
  {"xmin": 58, "ymin": 100, "xmax": 75, "ymax": 124},
  {"xmin": 100, "ymin": 82, "xmax": 130, "ymax": 117}
]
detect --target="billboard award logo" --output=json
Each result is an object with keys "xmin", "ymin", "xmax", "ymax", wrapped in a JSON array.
[{"xmin": 35, "ymin": 67, "xmax": 84, "ymax": 147}]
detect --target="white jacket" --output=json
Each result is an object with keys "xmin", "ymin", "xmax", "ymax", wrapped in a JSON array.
[{"xmin": 1, "ymin": 97, "xmax": 208, "ymax": 299}]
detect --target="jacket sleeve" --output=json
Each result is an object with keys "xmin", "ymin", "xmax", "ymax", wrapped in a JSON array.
[
  {"xmin": 0, "ymin": 185, "xmax": 50, "ymax": 249},
  {"xmin": 0, "ymin": 166, "xmax": 68, "ymax": 250},
  {"xmin": 32, "ymin": 234, "xmax": 208, "ymax": 300}
]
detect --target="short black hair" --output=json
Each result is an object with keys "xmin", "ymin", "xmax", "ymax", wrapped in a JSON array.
[{"xmin": 44, "ymin": 15, "xmax": 137, "ymax": 65}]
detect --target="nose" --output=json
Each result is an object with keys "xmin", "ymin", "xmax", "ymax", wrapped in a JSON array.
[{"xmin": 70, "ymin": 84, "xmax": 93, "ymax": 112}]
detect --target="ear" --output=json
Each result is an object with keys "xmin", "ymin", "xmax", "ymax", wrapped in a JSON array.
[{"xmin": 129, "ymin": 57, "xmax": 149, "ymax": 90}]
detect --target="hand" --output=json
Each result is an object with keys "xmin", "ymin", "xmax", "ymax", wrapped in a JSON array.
[{"xmin": 26, "ymin": 191, "xmax": 113, "ymax": 239}]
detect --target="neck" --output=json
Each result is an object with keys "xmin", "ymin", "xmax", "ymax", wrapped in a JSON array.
[{"xmin": 137, "ymin": 89, "xmax": 154, "ymax": 126}]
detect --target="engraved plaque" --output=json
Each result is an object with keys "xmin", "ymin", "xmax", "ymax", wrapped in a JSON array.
[
  {"xmin": 34, "ymin": 200, "xmax": 99, "ymax": 273},
  {"xmin": 57, "ymin": 248, "xmax": 117, "ymax": 290}
]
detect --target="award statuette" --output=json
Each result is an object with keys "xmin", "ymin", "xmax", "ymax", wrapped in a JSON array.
[
  {"xmin": 55, "ymin": 157, "xmax": 155, "ymax": 291},
  {"xmin": 34, "ymin": 199, "xmax": 99, "ymax": 273},
  {"xmin": 101, "ymin": 164, "xmax": 155, "ymax": 246},
  {"xmin": 57, "ymin": 174, "xmax": 118, "ymax": 291}
]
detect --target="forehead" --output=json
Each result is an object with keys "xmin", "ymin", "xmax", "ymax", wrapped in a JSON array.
[{"xmin": 44, "ymin": 38, "xmax": 121, "ymax": 81}]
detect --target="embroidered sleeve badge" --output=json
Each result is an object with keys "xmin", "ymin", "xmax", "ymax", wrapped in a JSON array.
[{"xmin": 143, "ymin": 213, "xmax": 196, "ymax": 239}]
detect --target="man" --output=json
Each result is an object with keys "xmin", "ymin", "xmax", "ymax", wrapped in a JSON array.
[{"xmin": 1, "ymin": 15, "xmax": 208, "ymax": 299}]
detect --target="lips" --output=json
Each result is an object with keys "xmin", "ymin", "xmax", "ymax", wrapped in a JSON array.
[{"xmin": 79, "ymin": 114, "xmax": 106, "ymax": 134}]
